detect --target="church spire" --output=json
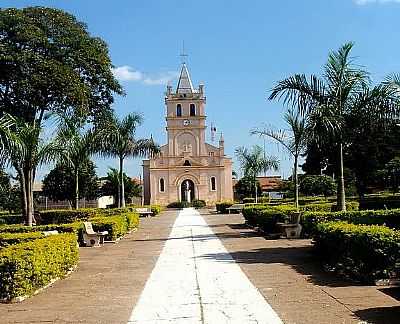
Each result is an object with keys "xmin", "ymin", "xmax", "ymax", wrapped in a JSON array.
[{"xmin": 176, "ymin": 63, "xmax": 194, "ymax": 94}]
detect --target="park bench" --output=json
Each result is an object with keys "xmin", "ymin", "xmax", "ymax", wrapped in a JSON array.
[
  {"xmin": 277, "ymin": 212, "xmax": 302, "ymax": 239},
  {"xmin": 83, "ymin": 221, "xmax": 108, "ymax": 247},
  {"xmin": 134, "ymin": 207, "xmax": 153, "ymax": 218},
  {"xmin": 226, "ymin": 204, "xmax": 245, "ymax": 214}
]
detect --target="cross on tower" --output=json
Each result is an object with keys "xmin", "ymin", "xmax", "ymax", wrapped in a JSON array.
[{"xmin": 180, "ymin": 41, "xmax": 188, "ymax": 64}]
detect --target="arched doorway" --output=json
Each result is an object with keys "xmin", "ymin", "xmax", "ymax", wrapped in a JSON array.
[{"xmin": 180, "ymin": 179, "xmax": 195, "ymax": 203}]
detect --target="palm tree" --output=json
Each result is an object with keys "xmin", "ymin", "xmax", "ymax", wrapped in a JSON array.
[
  {"xmin": 235, "ymin": 145, "xmax": 279, "ymax": 203},
  {"xmin": 56, "ymin": 123, "xmax": 99, "ymax": 209},
  {"xmin": 98, "ymin": 113, "xmax": 159, "ymax": 208},
  {"xmin": 0, "ymin": 114, "xmax": 60, "ymax": 225},
  {"xmin": 251, "ymin": 110, "xmax": 309, "ymax": 210},
  {"xmin": 269, "ymin": 42, "xmax": 397, "ymax": 211}
]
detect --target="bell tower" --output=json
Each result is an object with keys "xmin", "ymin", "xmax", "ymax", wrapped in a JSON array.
[{"xmin": 165, "ymin": 63, "xmax": 207, "ymax": 158}]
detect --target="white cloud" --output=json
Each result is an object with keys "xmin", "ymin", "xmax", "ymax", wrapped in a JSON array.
[
  {"xmin": 112, "ymin": 66, "xmax": 178, "ymax": 86},
  {"xmin": 112, "ymin": 65, "xmax": 142, "ymax": 81},
  {"xmin": 354, "ymin": 0, "xmax": 400, "ymax": 5},
  {"xmin": 143, "ymin": 72, "xmax": 180, "ymax": 85}
]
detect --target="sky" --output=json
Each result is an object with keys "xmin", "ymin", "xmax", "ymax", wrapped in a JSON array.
[{"xmin": 3, "ymin": 0, "xmax": 400, "ymax": 180}]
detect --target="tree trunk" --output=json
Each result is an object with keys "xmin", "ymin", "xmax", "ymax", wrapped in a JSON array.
[
  {"xmin": 119, "ymin": 157, "xmax": 125, "ymax": 208},
  {"xmin": 24, "ymin": 167, "xmax": 34, "ymax": 226},
  {"xmin": 294, "ymin": 154, "xmax": 299, "ymax": 211},
  {"xmin": 255, "ymin": 178, "xmax": 258, "ymax": 204},
  {"xmin": 75, "ymin": 167, "xmax": 79, "ymax": 210},
  {"xmin": 337, "ymin": 143, "xmax": 346, "ymax": 211},
  {"xmin": 16, "ymin": 167, "xmax": 27, "ymax": 223}
]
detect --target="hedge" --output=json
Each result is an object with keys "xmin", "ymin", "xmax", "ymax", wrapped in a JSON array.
[
  {"xmin": 359, "ymin": 195, "xmax": 400, "ymax": 210},
  {"xmin": 302, "ymin": 208, "xmax": 400, "ymax": 235},
  {"xmin": 215, "ymin": 201, "xmax": 235, "ymax": 213},
  {"xmin": 301, "ymin": 201, "xmax": 359, "ymax": 212},
  {"xmin": 241, "ymin": 205, "xmax": 297, "ymax": 233},
  {"xmin": 0, "ymin": 214, "xmax": 24, "ymax": 225},
  {"xmin": 0, "ymin": 222, "xmax": 82, "ymax": 235},
  {"xmin": 91, "ymin": 212, "xmax": 139, "ymax": 241},
  {"xmin": 38, "ymin": 209, "xmax": 97, "ymax": 225},
  {"xmin": 0, "ymin": 232, "xmax": 44, "ymax": 248},
  {"xmin": 0, "ymin": 233, "xmax": 79, "ymax": 301},
  {"xmin": 313, "ymin": 222, "xmax": 400, "ymax": 283}
]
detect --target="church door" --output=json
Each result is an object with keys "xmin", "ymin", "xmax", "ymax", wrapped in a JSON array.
[{"xmin": 180, "ymin": 179, "xmax": 195, "ymax": 203}]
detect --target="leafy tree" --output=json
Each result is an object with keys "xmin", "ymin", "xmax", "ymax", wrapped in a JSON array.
[
  {"xmin": 0, "ymin": 7, "xmax": 122, "ymax": 225},
  {"xmin": 269, "ymin": 42, "xmax": 398, "ymax": 210},
  {"xmin": 235, "ymin": 145, "xmax": 279, "ymax": 203},
  {"xmin": 100, "ymin": 168, "xmax": 141, "ymax": 206},
  {"xmin": 55, "ymin": 122, "xmax": 100, "ymax": 209},
  {"xmin": 299, "ymin": 175, "xmax": 336, "ymax": 197},
  {"xmin": 98, "ymin": 113, "xmax": 159, "ymax": 208},
  {"xmin": 0, "ymin": 170, "xmax": 22, "ymax": 213},
  {"xmin": 234, "ymin": 176, "xmax": 261, "ymax": 201},
  {"xmin": 42, "ymin": 161, "xmax": 99, "ymax": 206},
  {"xmin": 0, "ymin": 115, "xmax": 61, "ymax": 225},
  {"xmin": 252, "ymin": 110, "xmax": 309, "ymax": 209},
  {"xmin": 380, "ymin": 157, "xmax": 400, "ymax": 193}
]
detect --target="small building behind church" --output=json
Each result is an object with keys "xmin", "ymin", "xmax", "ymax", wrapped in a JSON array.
[{"xmin": 142, "ymin": 63, "xmax": 233, "ymax": 205}]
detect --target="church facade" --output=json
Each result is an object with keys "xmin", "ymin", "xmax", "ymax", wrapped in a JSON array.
[{"xmin": 142, "ymin": 63, "xmax": 233, "ymax": 205}]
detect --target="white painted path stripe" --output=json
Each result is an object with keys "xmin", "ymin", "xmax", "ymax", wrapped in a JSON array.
[{"xmin": 128, "ymin": 208, "xmax": 283, "ymax": 324}]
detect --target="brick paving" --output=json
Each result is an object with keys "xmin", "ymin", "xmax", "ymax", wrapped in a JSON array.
[{"xmin": 1, "ymin": 209, "xmax": 400, "ymax": 323}]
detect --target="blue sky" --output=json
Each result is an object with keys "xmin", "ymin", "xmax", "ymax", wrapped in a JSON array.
[{"xmin": 3, "ymin": 0, "xmax": 400, "ymax": 180}]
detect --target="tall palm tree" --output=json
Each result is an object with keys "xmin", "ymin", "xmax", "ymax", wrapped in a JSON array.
[
  {"xmin": 99, "ymin": 113, "xmax": 159, "ymax": 208},
  {"xmin": 251, "ymin": 110, "xmax": 309, "ymax": 210},
  {"xmin": 0, "ymin": 114, "xmax": 60, "ymax": 225},
  {"xmin": 235, "ymin": 145, "xmax": 279, "ymax": 203},
  {"xmin": 269, "ymin": 42, "xmax": 397, "ymax": 211},
  {"xmin": 56, "ymin": 123, "xmax": 99, "ymax": 209}
]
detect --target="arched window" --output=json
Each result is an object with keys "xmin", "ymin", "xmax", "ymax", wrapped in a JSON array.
[
  {"xmin": 190, "ymin": 103, "xmax": 196, "ymax": 116},
  {"xmin": 176, "ymin": 104, "xmax": 182, "ymax": 117},
  {"xmin": 183, "ymin": 160, "xmax": 191, "ymax": 166},
  {"xmin": 159, "ymin": 178, "xmax": 165, "ymax": 192},
  {"xmin": 210, "ymin": 177, "xmax": 216, "ymax": 191}
]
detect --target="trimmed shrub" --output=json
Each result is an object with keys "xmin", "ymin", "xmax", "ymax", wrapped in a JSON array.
[
  {"xmin": 91, "ymin": 215, "xmax": 129, "ymax": 241},
  {"xmin": 359, "ymin": 196, "xmax": 400, "ymax": 210},
  {"xmin": 242, "ymin": 205, "xmax": 286, "ymax": 233},
  {"xmin": 167, "ymin": 201, "xmax": 190, "ymax": 209},
  {"xmin": 301, "ymin": 201, "xmax": 359, "ymax": 213},
  {"xmin": 191, "ymin": 200, "xmax": 206, "ymax": 209},
  {"xmin": 0, "ymin": 232, "xmax": 44, "ymax": 248},
  {"xmin": 0, "ymin": 214, "xmax": 24, "ymax": 225},
  {"xmin": 0, "ymin": 233, "xmax": 79, "ymax": 301},
  {"xmin": 216, "ymin": 201, "xmax": 234, "ymax": 214},
  {"xmin": 149, "ymin": 205, "xmax": 163, "ymax": 215},
  {"xmin": 0, "ymin": 222, "xmax": 82, "ymax": 235},
  {"xmin": 313, "ymin": 222, "xmax": 400, "ymax": 283},
  {"xmin": 302, "ymin": 208, "xmax": 400, "ymax": 235},
  {"xmin": 38, "ymin": 209, "xmax": 97, "ymax": 225},
  {"xmin": 125, "ymin": 212, "xmax": 140, "ymax": 230}
]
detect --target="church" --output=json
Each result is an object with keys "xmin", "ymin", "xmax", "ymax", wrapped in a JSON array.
[{"xmin": 142, "ymin": 62, "xmax": 233, "ymax": 205}]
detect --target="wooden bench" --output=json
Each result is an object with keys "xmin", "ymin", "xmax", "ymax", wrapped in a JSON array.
[
  {"xmin": 226, "ymin": 204, "xmax": 245, "ymax": 214},
  {"xmin": 83, "ymin": 222, "xmax": 108, "ymax": 247},
  {"xmin": 277, "ymin": 212, "xmax": 302, "ymax": 239},
  {"xmin": 134, "ymin": 207, "xmax": 153, "ymax": 218}
]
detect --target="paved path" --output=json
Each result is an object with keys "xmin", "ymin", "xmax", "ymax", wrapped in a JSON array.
[
  {"xmin": 129, "ymin": 208, "xmax": 282, "ymax": 324},
  {"xmin": 1, "ymin": 209, "xmax": 399, "ymax": 323}
]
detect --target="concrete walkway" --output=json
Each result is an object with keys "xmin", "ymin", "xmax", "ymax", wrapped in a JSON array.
[
  {"xmin": 1, "ymin": 209, "xmax": 399, "ymax": 323},
  {"xmin": 129, "ymin": 208, "xmax": 282, "ymax": 324}
]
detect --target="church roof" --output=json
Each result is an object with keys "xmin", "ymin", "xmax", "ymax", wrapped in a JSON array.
[{"xmin": 176, "ymin": 63, "xmax": 195, "ymax": 94}]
